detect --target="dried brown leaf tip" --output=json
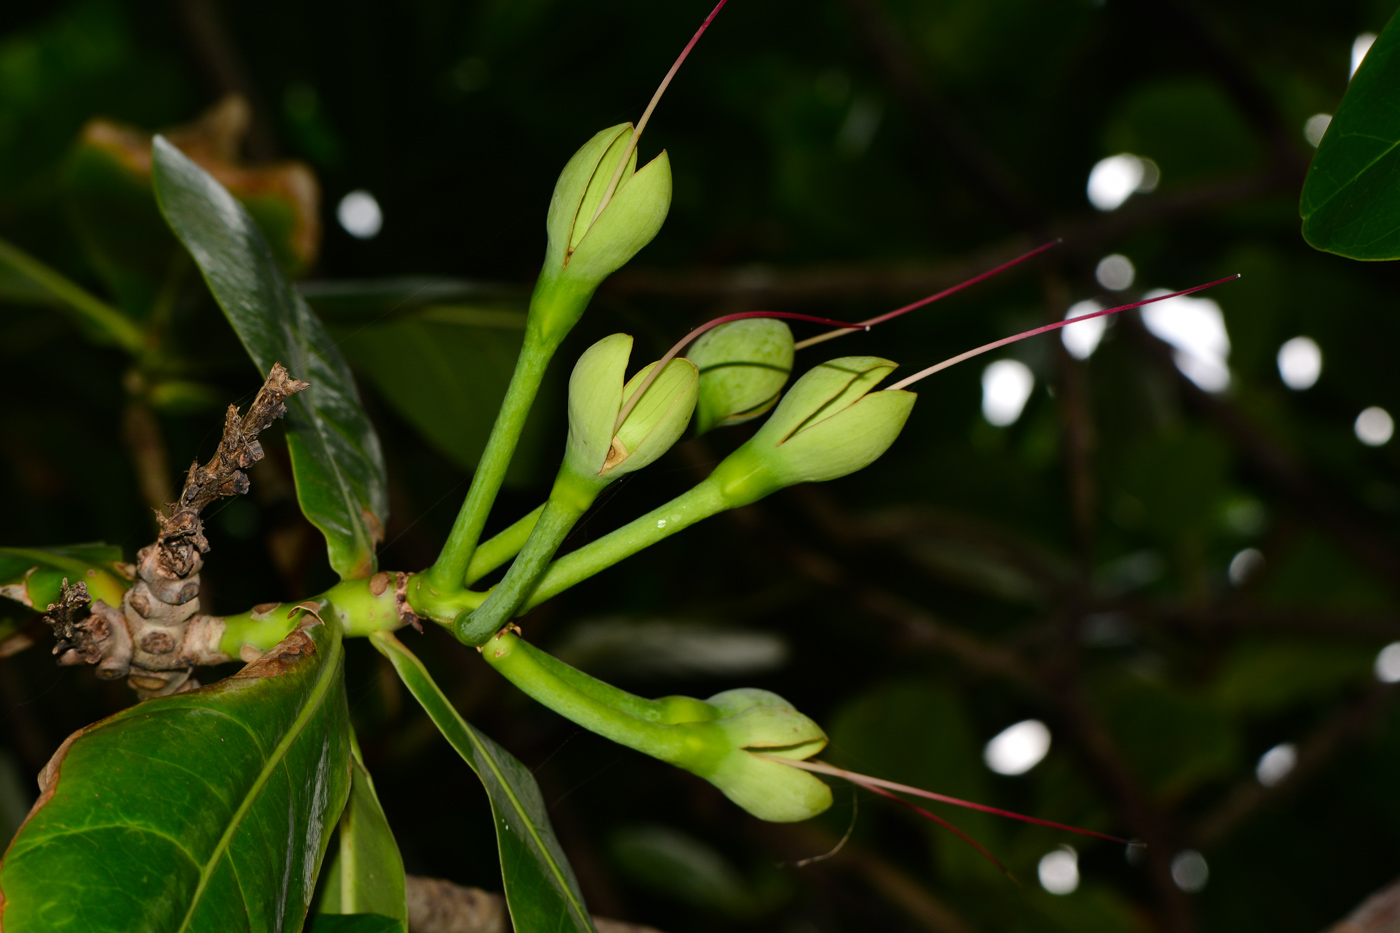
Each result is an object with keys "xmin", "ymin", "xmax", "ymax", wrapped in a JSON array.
[{"xmin": 156, "ymin": 363, "xmax": 308, "ymax": 575}]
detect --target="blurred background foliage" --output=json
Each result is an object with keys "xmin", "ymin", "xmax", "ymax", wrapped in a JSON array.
[{"xmin": 3, "ymin": 0, "xmax": 1400, "ymax": 931}]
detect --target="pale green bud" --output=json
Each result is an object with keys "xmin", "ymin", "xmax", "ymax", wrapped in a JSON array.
[
  {"xmin": 562, "ymin": 334, "xmax": 698, "ymax": 487},
  {"xmin": 708, "ymin": 356, "xmax": 916, "ymax": 506},
  {"xmin": 688, "ymin": 319, "xmax": 795, "ymax": 434},
  {"xmin": 543, "ymin": 123, "xmax": 672, "ymax": 289},
  {"xmin": 692, "ymin": 688, "xmax": 832, "ymax": 823}
]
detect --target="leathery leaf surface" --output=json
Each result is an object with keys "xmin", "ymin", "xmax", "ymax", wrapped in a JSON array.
[
  {"xmin": 371, "ymin": 631, "xmax": 597, "ymax": 933},
  {"xmin": 0, "ymin": 612, "xmax": 351, "ymax": 932},
  {"xmin": 151, "ymin": 136, "xmax": 388, "ymax": 580}
]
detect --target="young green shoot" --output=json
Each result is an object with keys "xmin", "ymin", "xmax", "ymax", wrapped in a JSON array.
[{"xmin": 589, "ymin": 0, "xmax": 730, "ymax": 228}]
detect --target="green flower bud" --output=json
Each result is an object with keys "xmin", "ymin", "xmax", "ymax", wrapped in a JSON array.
[
  {"xmin": 563, "ymin": 333, "xmax": 698, "ymax": 488},
  {"xmin": 692, "ymin": 688, "xmax": 832, "ymax": 823},
  {"xmin": 708, "ymin": 356, "xmax": 916, "ymax": 507},
  {"xmin": 544, "ymin": 124, "xmax": 672, "ymax": 291},
  {"xmin": 688, "ymin": 319, "xmax": 795, "ymax": 434}
]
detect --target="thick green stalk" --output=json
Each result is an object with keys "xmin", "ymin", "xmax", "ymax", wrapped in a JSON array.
[
  {"xmin": 424, "ymin": 273, "xmax": 596, "ymax": 598},
  {"xmin": 455, "ymin": 472, "xmax": 598, "ymax": 646},
  {"xmin": 0, "ymin": 237, "xmax": 145, "ymax": 354},
  {"xmin": 521, "ymin": 475, "xmax": 730, "ymax": 611},
  {"xmin": 466, "ymin": 503, "xmax": 545, "ymax": 586},
  {"xmin": 219, "ymin": 576, "xmax": 400, "ymax": 656},
  {"xmin": 480, "ymin": 630, "xmax": 723, "ymax": 766}
]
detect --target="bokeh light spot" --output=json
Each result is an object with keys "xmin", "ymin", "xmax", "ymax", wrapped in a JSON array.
[
  {"xmin": 1062, "ymin": 300, "xmax": 1106, "ymax": 360},
  {"xmin": 337, "ymin": 190, "xmax": 383, "ymax": 239},
  {"xmin": 1171, "ymin": 850, "xmax": 1209, "ymax": 892},
  {"xmin": 1353, "ymin": 32, "xmax": 1378, "ymax": 78},
  {"xmin": 1095, "ymin": 254, "xmax": 1135, "ymax": 291},
  {"xmin": 1141, "ymin": 291, "xmax": 1231, "ymax": 392},
  {"xmin": 1228, "ymin": 547, "xmax": 1264, "ymax": 587},
  {"xmin": 1255, "ymin": 743, "xmax": 1296, "ymax": 787},
  {"xmin": 1375, "ymin": 642, "xmax": 1400, "ymax": 683},
  {"xmin": 1039, "ymin": 847, "xmax": 1079, "ymax": 895},
  {"xmin": 1355, "ymin": 407, "xmax": 1394, "ymax": 447},
  {"xmin": 984, "ymin": 719, "xmax": 1051, "ymax": 775},
  {"xmin": 1277, "ymin": 336, "xmax": 1322, "ymax": 389},
  {"xmin": 981, "ymin": 360, "xmax": 1035, "ymax": 427}
]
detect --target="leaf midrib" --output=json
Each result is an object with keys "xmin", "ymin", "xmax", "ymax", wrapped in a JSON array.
[{"xmin": 175, "ymin": 626, "xmax": 342, "ymax": 933}]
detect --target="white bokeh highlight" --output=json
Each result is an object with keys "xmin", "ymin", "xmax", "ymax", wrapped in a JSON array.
[
  {"xmin": 1353, "ymin": 32, "xmax": 1378, "ymax": 79},
  {"xmin": 1277, "ymin": 336, "xmax": 1322, "ymax": 390},
  {"xmin": 984, "ymin": 719, "xmax": 1052, "ymax": 775},
  {"xmin": 1141, "ymin": 291, "xmax": 1232, "ymax": 392},
  {"xmin": 1228, "ymin": 547, "xmax": 1264, "ymax": 587},
  {"xmin": 1304, "ymin": 113, "xmax": 1332, "ymax": 148},
  {"xmin": 1171, "ymin": 850, "xmax": 1209, "ymax": 893},
  {"xmin": 1355, "ymin": 407, "xmax": 1394, "ymax": 447},
  {"xmin": 1375, "ymin": 642, "xmax": 1400, "ymax": 683},
  {"xmin": 981, "ymin": 360, "xmax": 1035, "ymax": 427},
  {"xmin": 1062, "ymin": 300, "xmax": 1106, "ymax": 360},
  {"xmin": 1096, "ymin": 254, "xmax": 1136, "ymax": 291},
  {"xmin": 1039, "ymin": 846, "xmax": 1080, "ymax": 895},
  {"xmin": 1255, "ymin": 743, "xmax": 1297, "ymax": 787},
  {"xmin": 1087, "ymin": 154, "xmax": 1161, "ymax": 211},
  {"xmin": 337, "ymin": 190, "xmax": 383, "ymax": 239}
]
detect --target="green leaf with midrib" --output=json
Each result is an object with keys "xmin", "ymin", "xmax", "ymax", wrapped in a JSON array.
[
  {"xmin": 370, "ymin": 631, "xmax": 597, "ymax": 933},
  {"xmin": 0, "ymin": 615, "xmax": 352, "ymax": 932},
  {"xmin": 150, "ymin": 136, "xmax": 388, "ymax": 579},
  {"xmin": 1300, "ymin": 8, "xmax": 1400, "ymax": 259}
]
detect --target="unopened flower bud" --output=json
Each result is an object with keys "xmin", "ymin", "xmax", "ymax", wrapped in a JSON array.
[
  {"xmin": 562, "ymin": 333, "xmax": 698, "ymax": 489},
  {"xmin": 544, "ymin": 124, "xmax": 672, "ymax": 291},
  {"xmin": 688, "ymin": 319, "xmax": 795, "ymax": 434},
  {"xmin": 708, "ymin": 356, "xmax": 916, "ymax": 506},
  {"xmin": 693, "ymin": 688, "xmax": 832, "ymax": 823}
]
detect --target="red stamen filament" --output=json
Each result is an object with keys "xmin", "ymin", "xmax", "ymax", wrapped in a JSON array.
[
  {"xmin": 760, "ymin": 756, "xmax": 1132, "ymax": 846},
  {"xmin": 793, "ymin": 239, "xmax": 1062, "ymax": 351},
  {"xmin": 589, "ymin": 0, "xmax": 729, "ymax": 227},
  {"xmin": 612, "ymin": 240, "xmax": 1061, "ymax": 432},
  {"xmin": 862, "ymin": 781, "xmax": 1016, "ymax": 881},
  {"xmin": 884, "ymin": 274, "xmax": 1242, "ymax": 393}
]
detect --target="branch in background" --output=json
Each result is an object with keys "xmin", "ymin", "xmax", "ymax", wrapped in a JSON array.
[
  {"xmin": 404, "ymin": 876, "xmax": 662, "ymax": 933},
  {"xmin": 172, "ymin": 0, "xmax": 280, "ymax": 159},
  {"xmin": 1322, "ymin": 875, "xmax": 1400, "ymax": 933}
]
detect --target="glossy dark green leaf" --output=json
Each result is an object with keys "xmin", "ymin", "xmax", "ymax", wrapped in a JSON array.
[
  {"xmin": 318, "ymin": 736, "xmax": 407, "ymax": 923},
  {"xmin": 0, "ymin": 613, "xmax": 352, "ymax": 932},
  {"xmin": 370, "ymin": 631, "xmax": 597, "ymax": 933},
  {"xmin": 340, "ymin": 318, "xmax": 552, "ymax": 483},
  {"xmin": 304, "ymin": 912, "xmax": 404, "ymax": 933},
  {"xmin": 0, "ymin": 543, "xmax": 130, "ymax": 611},
  {"xmin": 151, "ymin": 136, "xmax": 388, "ymax": 579},
  {"xmin": 1300, "ymin": 9, "xmax": 1400, "ymax": 258}
]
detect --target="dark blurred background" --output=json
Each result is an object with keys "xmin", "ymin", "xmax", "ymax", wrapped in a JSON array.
[{"xmin": 4, "ymin": 1, "xmax": 1400, "ymax": 931}]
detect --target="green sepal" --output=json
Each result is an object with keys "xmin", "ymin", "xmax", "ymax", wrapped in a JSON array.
[
  {"xmin": 607, "ymin": 357, "xmax": 698, "ymax": 478},
  {"xmin": 564, "ymin": 333, "xmax": 633, "ymax": 479}
]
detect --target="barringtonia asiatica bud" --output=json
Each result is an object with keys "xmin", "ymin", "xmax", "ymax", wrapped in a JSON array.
[
  {"xmin": 707, "ymin": 356, "xmax": 916, "ymax": 507},
  {"xmin": 691, "ymin": 688, "xmax": 832, "ymax": 823},
  {"xmin": 688, "ymin": 319, "xmax": 795, "ymax": 434},
  {"xmin": 562, "ymin": 333, "xmax": 698, "ymax": 488},
  {"xmin": 543, "ymin": 124, "xmax": 672, "ymax": 293}
]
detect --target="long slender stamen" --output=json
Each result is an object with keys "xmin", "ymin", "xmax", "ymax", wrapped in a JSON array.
[
  {"xmin": 794, "ymin": 239, "xmax": 1062, "ymax": 351},
  {"xmin": 613, "ymin": 310, "xmax": 867, "ymax": 433},
  {"xmin": 862, "ymin": 781, "xmax": 1015, "ymax": 880},
  {"xmin": 761, "ymin": 756, "xmax": 1133, "ymax": 845},
  {"xmin": 589, "ymin": 0, "xmax": 729, "ymax": 228},
  {"xmin": 884, "ymin": 274, "xmax": 1242, "ymax": 393}
]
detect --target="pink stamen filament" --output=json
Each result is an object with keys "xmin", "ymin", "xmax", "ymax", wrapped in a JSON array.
[
  {"xmin": 588, "ymin": 0, "xmax": 729, "ymax": 228},
  {"xmin": 884, "ymin": 274, "xmax": 1242, "ymax": 393},
  {"xmin": 613, "ymin": 310, "xmax": 868, "ymax": 433},
  {"xmin": 760, "ymin": 756, "xmax": 1133, "ymax": 845},
  {"xmin": 793, "ymin": 239, "xmax": 1062, "ymax": 351}
]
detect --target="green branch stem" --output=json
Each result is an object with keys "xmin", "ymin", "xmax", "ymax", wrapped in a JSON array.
[
  {"xmin": 423, "ymin": 274, "xmax": 594, "ymax": 598},
  {"xmin": 0, "ymin": 237, "xmax": 145, "ymax": 354}
]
